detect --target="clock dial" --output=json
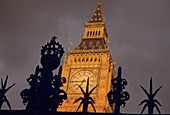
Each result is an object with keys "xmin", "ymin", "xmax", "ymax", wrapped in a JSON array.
[{"xmin": 69, "ymin": 70, "xmax": 97, "ymax": 93}]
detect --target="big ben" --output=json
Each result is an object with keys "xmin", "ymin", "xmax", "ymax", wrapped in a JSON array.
[{"xmin": 58, "ymin": 0, "xmax": 116, "ymax": 113}]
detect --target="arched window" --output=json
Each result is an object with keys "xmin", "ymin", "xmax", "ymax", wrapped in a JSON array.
[
  {"xmin": 90, "ymin": 31, "xmax": 92, "ymax": 36},
  {"xmin": 82, "ymin": 58, "xmax": 85, "ymax": 62},
  {"xmin": 87, "ymin": 31, "xmax": 89, "ymax": 36},
  {"xmin": 99, "ymin": 31, "xmax": 101, "ymax": 36},
  {"xmin": 90, "ymin": 58, "xmax": 93, "ymax": 62},
  {"xmin": 74, "ymin": 59, "xmax": 77, "ymax": 63},
  {"xmin": 78, "ymin": 59, "xmax": 81, "ymax": 62},
  {"xmin": 94, "ymin": 58, "xmax": 97, "ymax": 62},
  {"xmin": 93, "ymin": 31, "xmax": 95, "ymax": 36},
  {"xmin": 86, "ymin": 58, "xmax": 89, "ymax": 62},
  {"xmin": 96, "ymin": 31, "xmax": 98, "ymax": 36}
]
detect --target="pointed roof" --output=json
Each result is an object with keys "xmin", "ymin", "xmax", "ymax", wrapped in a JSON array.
[
  {"xmin": 88, "ymin": 0, "xmax": 104, "ymax": 23},
  {"xmin": 74, "ymin": 38, "xmax": 106, "ymax": 51}
]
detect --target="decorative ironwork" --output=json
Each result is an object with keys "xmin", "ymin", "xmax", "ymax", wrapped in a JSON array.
[
  {"xmin": 107, "ymin": 66, "xmax": 130, "ymax": 114},
  {"xmin": 0, "ymin": 75, "xmax": 16, "ymax": 110},
  {"xmin": 20, "ymin": 36, "xmax": 67, "ymax": 112},
  {"xmin": 73, "ymin": 78, "xmax": 98, "ymax": 113},
  {"xmin": 139, "ymin": 77, "xmax": 162, "ymax": 114}
]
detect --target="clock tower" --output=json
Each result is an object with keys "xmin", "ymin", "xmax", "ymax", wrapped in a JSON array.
[{"xmin": 58, "ymin": 0, "xmax": 116, "ymax": 113}]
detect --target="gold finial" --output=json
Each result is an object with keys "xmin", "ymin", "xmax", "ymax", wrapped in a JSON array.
[
  {"xmin": 103, "ymin": 16, "xmax": 105, "ymax": 22},
  {"xmin": 64, "ymin": 54, "xmax": 67, "ymax": 64},
  {"xmin": 97, "ymin": 0, "xmax": 101, "ymax": 5},
  {"xmin": 113, "ymin": 60, "xmax": 116, "ymax": 65},
  {"xmin": 85, "ymin": 16, "xmax": 88, "ymax": 23},
  {"xmin": 70, "ymin": 41, "xmax": 72, "ymax": 45},
  {"xmin": 68, "ymin": 41, "xmax": 73, "ymax": 52}
]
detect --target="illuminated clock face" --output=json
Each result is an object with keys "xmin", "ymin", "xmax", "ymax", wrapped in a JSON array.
[{"xmin": 69, "ymin": 70, "xmax": 97, "ymax": 93}]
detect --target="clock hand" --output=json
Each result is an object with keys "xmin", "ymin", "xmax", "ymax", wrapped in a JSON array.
[
  {"xmin": 71, "ymin": 80, "xmax": 87, "ymax": 82},
  {"xmin": 80, "ymin": 79, "xmax": 86, "ymax": 86},
  {"xmin": 75, "ymin": 79, "xmax": 86, "ymax": 88},
  {"xmin": 73, "ymin": 80, "xmax": 86, "ymax": 91}
]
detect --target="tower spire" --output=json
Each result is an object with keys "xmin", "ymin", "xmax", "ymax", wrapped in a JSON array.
[{"xmin": 88, "ymin": 0, "xmax": 104, "ymax": 23}]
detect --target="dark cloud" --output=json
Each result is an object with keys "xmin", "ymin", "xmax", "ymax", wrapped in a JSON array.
[{"xmin": 0, "ymin": 0, "xmax": 170, "ymax": 113}]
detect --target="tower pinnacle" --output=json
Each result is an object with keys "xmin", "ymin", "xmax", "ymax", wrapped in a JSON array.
[
  {"xmin": 88, "ymin": 0, "xmax": 104, "ymax": 23},
  {"xmin": 58, "ymin": 0, "xmax": 115, "ymax": 113}
]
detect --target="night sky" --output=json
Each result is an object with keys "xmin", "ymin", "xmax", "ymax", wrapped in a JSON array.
[{"xmin": 0, "ymin": 0, "xmax": 170, "ymax": 114}]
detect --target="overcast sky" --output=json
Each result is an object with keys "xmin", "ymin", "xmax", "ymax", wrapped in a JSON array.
[{"xmin": 0, "ymin": 0, "xmax": 170, "ymax": 114}]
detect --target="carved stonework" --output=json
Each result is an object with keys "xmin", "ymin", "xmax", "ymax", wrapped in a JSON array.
[
  {"xmin": 92, "ymin": 45, "xmax": 95, "ymax": 49},
  {"xmin": 77, "ymin": 46, "xmax": 80, "ymax": 50},
  {"xmin": 89, "ymin": 41, "xmax": 93, "ymax": 48},
  {"xmin": 99, "ymin": 45, "xmax": 102, "ymax": 49},
  {"xmin": 96, "ymin": 41, "xmax": 100, "ymax": 47},
  {"xmin": 82, "ymin": 41, "xmax": 86, "ymax": 47}
]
